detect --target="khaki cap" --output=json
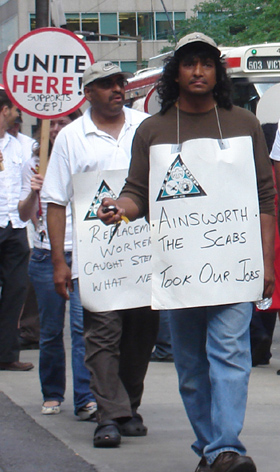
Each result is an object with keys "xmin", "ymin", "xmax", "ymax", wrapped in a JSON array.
[
  {"xmin": 83, "ymin": 61, "xmax": 133, "ymax": 86},
  {"xmin": 175, "ymin": 32, "xmax": 220, "ymax": 56}
]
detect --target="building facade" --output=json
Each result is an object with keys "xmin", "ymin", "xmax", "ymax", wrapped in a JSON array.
[{"xmin": 0, "ymin": 0, "xmax": 202, "ymax": 132}]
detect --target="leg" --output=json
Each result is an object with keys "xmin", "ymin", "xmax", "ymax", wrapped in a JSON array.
[
  {"xmin": 151, "ymin": 309, "xmax": 173, "ymax": 361},
  {"xmin": 68, "ymin": 276, "xmax": 95, "ymax": 415},
  {"xmin": 119, "ymin": 306, "xmax": 159, "ymax": 412},
  {"xmin": 83, "ymin": 308, "xmax": 132, "ymax": 423},
  {"xmin": 169, "ymin": 307, "xmax": 212, "ymax": 457},
  {"xmin": 19, "ymin": 281, "xmax": 40, "ymax": 346},
  {"xmin": 29, "ymin": 248, "xmax": 66, "ymax": 403},
  {"xmin": 204, "ymin": 302, "xmax": 252, "ymax": 464},
  {"xmin": 250, "ymin": 306, "xmax": 272, "ymax": 366},
  {"xmin": 0, "ymin": 226, "xmax": 29, "ymax": 362}
]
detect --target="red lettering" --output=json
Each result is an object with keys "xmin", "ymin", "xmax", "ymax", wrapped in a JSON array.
[
  {"xmin": 46, "ymin": 77, "xmax": 59, "ymax": 94},
  {"xmin": 62, "ymin": 77, "xmax": 73, "ymax": 94},
  {"xmin": 12, "ymin": 75, "xmax": 28, "ymax": 93},
  {"xmin": 31, "ymin": 76, "xmax": 43, "ymax": 93}
]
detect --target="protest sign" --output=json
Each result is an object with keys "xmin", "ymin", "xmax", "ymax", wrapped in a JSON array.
[
  {"xmin": 3, "ymin": 27, "xmax": 94, "ymax": 175},
  {"xmin": 3, "ymin": 27, "xmax": 94, "ymax": 119},
  {"xmin": 149, "ymin": 136, "xmax": 264, "ymax": 309},
  {"xmin": 73, "ymin": 170, "xmax": 152, "ymax": 312}
]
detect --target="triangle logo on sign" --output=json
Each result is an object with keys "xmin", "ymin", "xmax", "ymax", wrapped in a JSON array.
[
  {"xmin": 84, "ymin": 180, "xmax": 117, "ymax": 220},
  {"xmin": 156, "ymin": 154, "xmax": 207, "ymax": 202}
]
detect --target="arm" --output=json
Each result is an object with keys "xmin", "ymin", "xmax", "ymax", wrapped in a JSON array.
[
  {"xmin": 97, "ymin": 196, "xmax": 141, "ymax": 225},
  {"xmin": 18, "ymin": 173, "xmax": 44, "ymax": 222},
  {"xmin": 260, "ymin": 212, "xmax": 275, "ymax": 299},
  {"xmin": 47, "ymin": 202, "xmax": 73, "ymax": 300}
]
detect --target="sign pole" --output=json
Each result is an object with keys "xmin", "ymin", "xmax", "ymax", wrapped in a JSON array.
[{"xmin": 39, "ymin": 119, "xmax": 50, "ymax": 176}]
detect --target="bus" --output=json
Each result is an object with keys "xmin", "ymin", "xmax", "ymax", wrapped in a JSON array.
[
  {"xmin": 125, "ymin": 42, "xmax": 280, "ymax": 116},
  {"xmin": 223, "ymin": 42, "xmax": 280, "ymax": 114}
]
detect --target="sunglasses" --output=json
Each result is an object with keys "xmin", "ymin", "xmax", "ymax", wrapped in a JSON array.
[{"xmin": 95, "ymin": 77, "xmax": 128, "ymax": 89}]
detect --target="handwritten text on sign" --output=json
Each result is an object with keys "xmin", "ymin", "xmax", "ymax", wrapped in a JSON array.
[
  {"xmin": 3, "ymin": 28, "xmax": 94, "ymax": 119},
  {"xmin": 73, "ymin": 170, "xmax": 152, "ymax": 312},
  {"xmin": 149, "ymin": 137, "xmax": 264, "ymax": 310}
]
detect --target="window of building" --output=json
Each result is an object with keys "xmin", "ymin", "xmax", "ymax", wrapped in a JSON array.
[
  {"xmin": 65, "ymin": 13, "xmax": 80, "ymax": 33},
  {"xmin": 174, "ymin": 11, "xmax": 186, "ymax": 34},
  {"xmin": 81, "ymin": 13, "xmax": 99, "ymax": 40},
  {"xmin": 30, "ymin": 13, "xmax": 35, "ymax": 30},
  {"xmin": 119, "ymin": 13, "xmax": 136, "ymax": 38},
  {"xmin": 100, "ymin": 13, "xmax": 117, "ymax": 40},
  {"xmin": 137, "ymin": 12, "xmax": 154, "ymax": 40},
  {"xmin": 155, "ymin": 12, "xmax": 173, "ymax": 40},
  {"xmin": 0, "ymin": 16, "xmax": 18, "ymax": 53},
  {"xmin": 120, "ymin": 61, "xmax": 137, "ymax": 73}
]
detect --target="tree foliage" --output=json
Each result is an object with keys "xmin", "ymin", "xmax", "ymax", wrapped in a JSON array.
[{"xmin": 171, "ymin": 0, "xmax": 280, "ymax": 47}]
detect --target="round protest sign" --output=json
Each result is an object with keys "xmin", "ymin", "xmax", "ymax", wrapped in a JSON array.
[
  {"xmin": 3, "ymin": 27, "xmax": 94, "ymax": 119},
  {"xmin": 256, "ymin": 83, "xmax": 280, "ymax": 125},
  {"xmin": 144, "ymin": 85, "xmax": 160, "ymax": 115}
]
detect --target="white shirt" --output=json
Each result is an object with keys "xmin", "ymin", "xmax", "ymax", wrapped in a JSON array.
[
  {"xmin": 20, "ymin": 155, "xmax": 72, "ymax": 251},
  {"xmin": 16, "ymin": 132, "xmax": 35, "ymax": 162},
  {"xmin": 270, "ymin": 120, "xmax": 280, "ymax": 161},
  {"xmin": 0, "ymin": 132, "xmax": 28, "ymax": 228},
  {"xmin": 41, "ymin": 105, "xmax": 149, "ymax": 277}
]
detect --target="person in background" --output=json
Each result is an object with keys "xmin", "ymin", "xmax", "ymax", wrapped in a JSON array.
[
  {"xmin": 18, "ymin": 111, "xmax": 97, "ymax": 420},
  {"xmin": 0, "ymin": 87, "xmax": 33, "ymax": 371},
  {"xmin": 41, "ymin": 61, "xmax": 159, "ymax": 448},
  {"xmin": 98, "ymin": 33, "xmax": 275, "ymax": 472},
  {"xmin": 7, "ymin": 111, "xmax": 40, "ymax": 350},
  {"xmin": 150, "ymin": 310, "xmax": 173, "ymax": 362},
  {"xmin": 250, "ymin": 122, "xmax": 278, "ymax": 367}
]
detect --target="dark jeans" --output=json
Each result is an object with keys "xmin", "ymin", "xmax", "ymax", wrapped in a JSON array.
[{"xmin": 0, "ymin": 223, "xmax": 29, "ymax": 362}]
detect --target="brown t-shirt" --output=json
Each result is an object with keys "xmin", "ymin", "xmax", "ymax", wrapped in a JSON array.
[{"xmin": 121, "ymin": 105, "xmax": 275, "ymax": 218}]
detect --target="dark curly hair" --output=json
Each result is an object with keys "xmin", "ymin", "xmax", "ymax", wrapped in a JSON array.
[{"xmin": 157, "ymin": 44, "xmax": 233, "ymax": 114}]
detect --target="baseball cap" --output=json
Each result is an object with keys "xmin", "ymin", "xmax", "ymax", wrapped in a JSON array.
[
  {"xmin": 175, "ymin": 32, "xmax": 220, "ymax": 57},
  {"xmin": 83, "ymin": 61, "xmax": 133, "ymax": 86}
]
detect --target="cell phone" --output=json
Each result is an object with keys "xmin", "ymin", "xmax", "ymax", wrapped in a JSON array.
[{"xmin": 102, "ymin": 205, "xmax": 118, "ymax": 214}]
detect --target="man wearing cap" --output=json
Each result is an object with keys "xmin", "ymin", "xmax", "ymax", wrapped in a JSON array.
[
  {"xmin": 98, "ymin": 34, "xmax": 275, "ymax": 471},
  {"xmin": 41, "ymin": 61, "xmax": 159, "ymax": 447},
  {"xmin": 0, "ymin": 88, "xmax": 33, "ymax": 371}
]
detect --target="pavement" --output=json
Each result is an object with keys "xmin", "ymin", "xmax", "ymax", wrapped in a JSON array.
[{"xmin": 0, "ymin": 311, "xmax": 280, "ymax": 472}]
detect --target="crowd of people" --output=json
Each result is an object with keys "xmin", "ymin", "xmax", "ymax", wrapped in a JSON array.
[{"xmin": 0, "ymin": 31, "xmax": 279, "ymax": 472}]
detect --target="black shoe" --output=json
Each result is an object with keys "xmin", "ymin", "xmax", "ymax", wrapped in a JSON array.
[
  {"xmin": 118, "ymin": 412, "xmax": 147, "ymax": 436},
  {"xmin": 195, "ymin": 456, "xmax": 211, "ymax": 472},
  {"xmin": 251, "ymin": 334, "xmax": 271, "ymax": 367},
  {"xmin": 94, "ymin": 420, "xmax": 121, "ymax": 448},
  {"xmin": 210, "ymin": 452, "xmax": 256, "ymax": 472}
]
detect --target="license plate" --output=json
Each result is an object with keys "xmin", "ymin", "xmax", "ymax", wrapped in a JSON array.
[{"xmin": 247, "ymin": 56, "xmax": 280, "ymax": 70}]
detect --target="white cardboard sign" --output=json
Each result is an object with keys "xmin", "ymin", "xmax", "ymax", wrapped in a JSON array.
[
  {"xmin": 149, "ymin": 136, "xmax": 264, "ymax": 310},
  {"xmin": 3, "ymin": 27, "xmax": 94, "ymax": 119},
  {"xmin": 73, "ymin": 170, "xmax": 152, "ymax": 312}
]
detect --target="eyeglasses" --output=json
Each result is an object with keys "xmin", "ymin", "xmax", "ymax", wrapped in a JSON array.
[{"xmin": 95, "ymin": 77, "xmax": 128, "ymax": 89}]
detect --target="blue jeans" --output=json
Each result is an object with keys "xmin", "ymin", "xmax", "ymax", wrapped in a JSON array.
[
  {"xmin": 29, "ymin": 248, "xmax": 95, "ymax": 414},
  {"xmin": 169, "ymin": 302, "xmax": 253, "ymax": 465},
  {"xmin": 153, "ymin": 310, "xmax": 173, "ymax": 358}
]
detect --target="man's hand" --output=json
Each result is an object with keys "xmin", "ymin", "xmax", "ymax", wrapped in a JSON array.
[
  {"xmin": 53, "ymin": 260, "xmax": 73, "ymax": 300},
  {"xmin": 97, "ymin": 198, "xmax": 125, "ymax": 225},
  {"xmin": 30, "ymin": 173, "xmax": 44, "ymax": 192}
]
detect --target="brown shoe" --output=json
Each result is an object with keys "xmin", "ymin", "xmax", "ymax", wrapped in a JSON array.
[
  {"xmin": 210, "ymin": 452, "xmax": 256, "ymax": 472},
  {"xmin": 0, "ymin": 361, "xmax": 34, "ymax": 371},
  {"xmin": 195, "ymin": 456, "xmax": 211, "ymax": 472}
]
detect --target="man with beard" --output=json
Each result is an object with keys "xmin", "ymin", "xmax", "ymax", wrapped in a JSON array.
[{"xmin": 41, "ymin": 62, "xmax": 159, "ymax": 447}]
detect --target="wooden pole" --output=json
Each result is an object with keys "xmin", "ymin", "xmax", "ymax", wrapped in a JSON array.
[{"xmin": 38, "ymin": 119, "xmax": 50, "ymax": 176}]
